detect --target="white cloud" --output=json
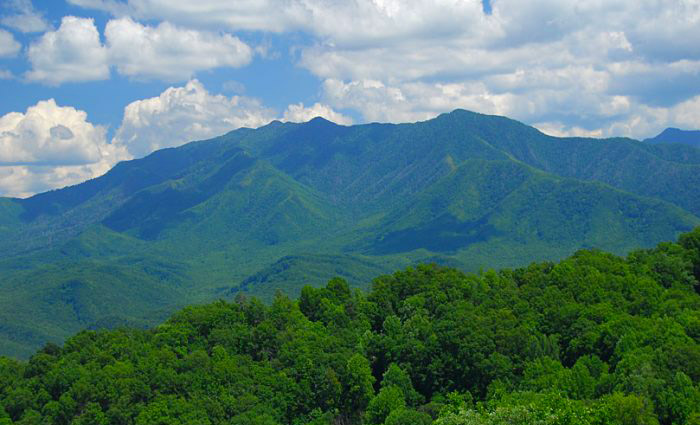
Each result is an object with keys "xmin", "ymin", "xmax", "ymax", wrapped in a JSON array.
[
  {"xmin": 35, "ymin": 0, "xmax": 700, "ymax": 137},
  {"xmin": 68, "ymin": 0, "xmax": 489, "ymax": 44},
  {"xmin": 26, "ymin": 16, "xmax": 109, "ymax": 85},
  {"xmin": 24, "ymin": 15, "xmax": 254, "ymax": 84},
  {"xmin": 0, "ymin": 0, "xmax": 50, "ymax": 33},
  {"xmin": 295, "ymin": 1, "xmax": 699, "ymax": 137},
  {"xmin": 0, "ymin": 99, "xmax": 130, "ymax": 198},
  {"xmin": 299, "ymin": 1, "xmax": 700, "ymax": 137},
  {"xmin": 283, "ymin": 102, "xmax": 353, "ymax": 125},
  {"xmin": 0, "ymin": 99, "xmax": 107, "ymax": 164},
  {"xmin": 599, "ymin": 95, "xmax": 700, "ymax": 139},
  {"xmin": 0, "ymin": 69, "xmax": 13, "ymax": 79},
  {"xmin": 112, "ymin": 79, "xmax": 276, "ymax": 158},
  {"xmin": 670, "ymin": 95, "xmax": 700, "ymax": 130},
  {"xmin": 105, "ymin": 17, "xmax": 253, "ymax": 81},
  {"xmin": 533, "ymin": 123, "xmax": 604, "ymax": 139},
  {"xmin": 63, "ymin": 0, "xmax": 130, "ymax": 16},
  {"xmin": 322, "ymin": 78, "xmax": 512, "ymax": 123},
  {"xmin": 0, "ymin": 162, "xmax": 118, "ymax": 199},
  {"xmin": 67, "ymin": 0, "xmax": 314, "ymax": 33},
  {"xmin": 534, "ymin": 93, "xmax": 700, "ymax": 140},
  {"xmin": 606, "ymin": 60, "xmax": 700, "ymax": 107},
  {"xmin": 0, "ymin": 29, "xmax": 20, "ymax": 57}
]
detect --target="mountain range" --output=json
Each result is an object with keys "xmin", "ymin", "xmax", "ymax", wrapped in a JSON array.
[{"xmin": 2, "ymin": 109, "xmax": 700, "ymax": 358}]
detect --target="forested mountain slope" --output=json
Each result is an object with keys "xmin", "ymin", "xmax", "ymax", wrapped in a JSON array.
[
  {"xmin": 1, "ymin": 228, "xmax": 699, "ymax": 425},
  {"xmin": 1, "ymin": 110, "xmax": 700, "ymax": 357}
]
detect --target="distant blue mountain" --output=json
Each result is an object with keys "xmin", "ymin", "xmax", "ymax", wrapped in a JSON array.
[{"xmin": 645, "ymin": 128, "xmax": 700, "ymax": 148}]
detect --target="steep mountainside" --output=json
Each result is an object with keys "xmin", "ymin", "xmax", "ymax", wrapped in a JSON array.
[{"xmin": 1, "ymin": 109, "xmax": 699, "ymax": 357}]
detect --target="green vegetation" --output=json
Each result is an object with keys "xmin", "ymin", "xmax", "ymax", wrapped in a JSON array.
[
  {"xmin": 1, "ymin": 228, "xmax": 699, "ymax": 424},
  {"xmin": 2, "ymin": 110, "xmax": 700, "ymax": 357}
]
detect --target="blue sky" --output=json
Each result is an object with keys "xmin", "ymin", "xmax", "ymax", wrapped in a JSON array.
[
  {"xmin": 0, "ymin": 1, "xmax": 326, "ymax": 136},
  {"xmin": 0, "ymin": 0, "xmax": 699, "ymax": 197}
]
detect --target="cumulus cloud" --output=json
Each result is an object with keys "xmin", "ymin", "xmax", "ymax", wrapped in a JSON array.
[
  {"xmin": 0, "ymin": 162, "xmax": 120, "ymax": 199},
  {"xmin": 24, "ymin": 15, "xmax": 254, "ymax": 84},
  {"xmin": 68, "ymin": 0, "xmax": 700, "ymax": 136},
  {"xmin": 31, "ymin": 0, "xmax": 700, "ymax": 138},
  {"xmin": 63, "ymin": 0, "xmax": 130, "ymax": 16},
  {"xmin": 67, "ymin": 0, "xmax": 314, "ymax": 33},
  {"xmin": 322, "ymin": 78, "xmax": 511, "ymax": 124},
  {"xmin": 1, "ymin": 0, "xmax": 50, "ymax": 33},
  {"xmin": 299, "ymin": 1, "xmax": 700, "ymax": 137},
  {"xmin": 0, "ymin": 99, "xmax": 130, "ymax": 197},
  {"xmin": 112, "ymin": 79, "xmax": 276, "ymax": 158},
  {"xmin": 68, "ymin": 0, "xmax": 488, "ymax": 44},
  {"xmin": 26, "ymin": 16, "xmax": 109, "ymax": 85},
  {"xmin": 105, "ymin": 17, "xmax": 253, "ymax": 81},
  {"xmin": 283, "ymin": 102, "xmax": 353, "ymax": 125},
  {"xmin": 607, "ymin": 60, "xmax": 700, "ymax": 107},
  {"xmin": 0, "ymin": 99, "xmax": 112, "ymax": 165},
  {"xmin": 0, "ymin": 29, "xmax": 21, "ymax": 57}
]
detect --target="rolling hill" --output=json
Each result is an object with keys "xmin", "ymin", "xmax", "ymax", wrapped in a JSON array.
[{"xmin": 1, "ymin": 109, "xmax": 700, "ymax": 357}]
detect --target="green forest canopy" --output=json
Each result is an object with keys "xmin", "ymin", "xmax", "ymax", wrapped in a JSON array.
[{"xmin": 2, "ymin": 227, "xmax": 700, "ymax": 425}]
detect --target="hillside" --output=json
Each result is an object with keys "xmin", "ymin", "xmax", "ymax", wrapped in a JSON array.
[
  {"xmin": 1, "ymin": 228, "xmax": 699, "ymax": 425},
  {"xmin": 2, "ymin": 110, "xmax": 700, "ymax": 357}
]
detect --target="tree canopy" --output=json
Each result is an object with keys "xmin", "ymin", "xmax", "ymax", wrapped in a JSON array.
[{"xmin": 2, "ymin": 227, "xmax": 700, "ymax": 425}]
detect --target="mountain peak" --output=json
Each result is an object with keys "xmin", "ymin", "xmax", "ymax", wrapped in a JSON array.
[
  {"xmin": 657, "ymin": 127, "xmax": 685, "ymax": 138},
  {"xmin": 438, "ymin": 108, "xmax": 480, "ymax": 120},
  {"xmin": 645, "ymin": 127, "xmax": 700, "ymax": 148},
  {"xmin": 448, "ymin": 108, "xmax": 475, "ymax": 115},
  {"xmin": 307, "ymin": 116, "xmax": 337, "ymax": 126},
  {"xmin": 439, "ymin": 108, "xmax": 519, "ymax": 124}
]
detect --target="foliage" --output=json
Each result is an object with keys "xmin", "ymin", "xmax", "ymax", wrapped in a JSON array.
[{"xmin": 1, "ymin": 229, "xmax": 700, "ymax": 424}]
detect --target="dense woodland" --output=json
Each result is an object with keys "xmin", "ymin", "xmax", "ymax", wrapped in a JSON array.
[{"xmin": 2, "ymin": 227, "xmax": 700, "ymax": 425}]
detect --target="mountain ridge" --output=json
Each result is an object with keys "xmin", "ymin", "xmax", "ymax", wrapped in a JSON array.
[{"xmin": 1, "ymin": 109, "xmax": 699, "ymax": 358}]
